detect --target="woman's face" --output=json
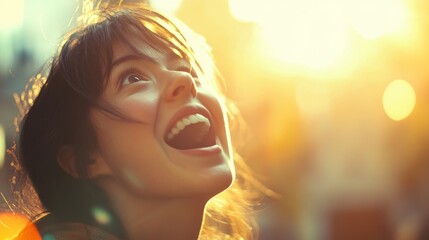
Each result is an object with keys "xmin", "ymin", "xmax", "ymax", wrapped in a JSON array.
[{"xmin": 88, "ymin": 35, "xmax": 234, "ymax": 198}]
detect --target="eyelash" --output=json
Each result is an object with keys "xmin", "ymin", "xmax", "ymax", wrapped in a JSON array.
[
  {"xmin": 118, "ymin": 66, "xmax": 202, "ymax": 87},
  {"xmin": 119, "ymin": 68, "xmax": 150, "ymax": 86}
]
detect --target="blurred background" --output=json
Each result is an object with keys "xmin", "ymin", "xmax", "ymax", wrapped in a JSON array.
[{"xmin": 1, "ymin": 0, "xmax": 429, "ymax": 239}]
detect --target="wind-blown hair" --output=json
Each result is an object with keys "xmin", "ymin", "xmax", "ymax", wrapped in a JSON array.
[{"xmin": 12, "ymin": 2, "xmax": 258, "ymax": 239}]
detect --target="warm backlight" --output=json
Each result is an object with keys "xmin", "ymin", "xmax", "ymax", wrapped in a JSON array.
[
  {"xmin": 0, "ymin": 212, "xmax": 41, "ymax": 240},
  {"xmin": 347, "ymin": 0, "xmax": 408, "ymax": 39},
  {"xmin": 228, "ymin": 0, "xmax": 260, "ymax": 23},
  {"xmin": 229, "ymin": 0, "xmax": 410, "ymax": 69},
  {"xmin": 383, "ymin": 79, "xmax": 416, "ymax": 121},
  {"xmin": 150, "ymin": 0, "xmax": 182, "ymax": 14}
]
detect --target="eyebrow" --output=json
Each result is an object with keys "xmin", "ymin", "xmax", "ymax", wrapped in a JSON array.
[{"xmin": 111, "ymin": 54, "xmax": 159, "ymax": 69}]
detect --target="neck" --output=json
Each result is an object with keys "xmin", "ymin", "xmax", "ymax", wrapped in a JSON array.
[{"xmin": 97, "ymin": 178, "xmax": 208, "ymax": 240}]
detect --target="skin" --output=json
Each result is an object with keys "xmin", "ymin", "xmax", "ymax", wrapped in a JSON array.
[{"xmin": 85, "ymin": 35, "xmax": 235, "ymax": 239}]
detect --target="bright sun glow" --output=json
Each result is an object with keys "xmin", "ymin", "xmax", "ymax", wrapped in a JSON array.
[
  {"xmin": 0, "ymin": 0, "xmax": 24, "ymax": 31},
  {"xmin": 383, "ymin": 79, "xmax": 416, "ymax": 121},
  {"xmin": 229, "ymin": 0, "xmax": 410, "ymax": 69},
  {"xmin": 259, "ymin": 0, "xmax": 348, "ymax": 69},
  {"xmin": 0, "ymin": 124, "xmax": 5, "ymax": 169},
  {"xmin": 0, "ymin": 212, "xmax": 41, "ymax": 240},
  {"xmin": 347, "ymin": 0, "xmax": 409, "ymax": 40},
  {"xmin": 228, "ymin": 0, "xmax": 260, "ymax": 23},
  {"xmin": 150, "ymin": 0, "xmax": 183, "ymax": 14}
]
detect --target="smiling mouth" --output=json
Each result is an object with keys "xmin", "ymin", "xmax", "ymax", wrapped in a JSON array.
[{"xmin": 165, "ymin": 113, "xmax": 217, "ymax": 150}]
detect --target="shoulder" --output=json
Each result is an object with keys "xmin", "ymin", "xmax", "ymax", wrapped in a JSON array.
[{"xmin": 17, "ymin": 214, "xmax": 122, "ymax": 240}]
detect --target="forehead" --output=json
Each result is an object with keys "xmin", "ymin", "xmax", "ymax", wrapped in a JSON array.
[
  {"xmin": 113, "ymin": 35, "xmax": 164, "ymax": 62},
  {"xmin": 111, "ymin": 33, "xmax": 190, "ymax": 67}
]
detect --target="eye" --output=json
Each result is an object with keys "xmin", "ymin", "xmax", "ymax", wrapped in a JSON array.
[{"xmin": 120, "ymin": 71, "xmax": 150, "ymax": 86}]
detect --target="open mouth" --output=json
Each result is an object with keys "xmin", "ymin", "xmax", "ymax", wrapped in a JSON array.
[{"xmin": 165, "ymin": 113, "xmax": 217, "ymax": 150}]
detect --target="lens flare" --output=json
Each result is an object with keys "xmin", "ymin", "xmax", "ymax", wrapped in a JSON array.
[
  {"xmin": 383, "ymin": 79, "xmax": 416, "ymax": 121},
  {"xmin": 0, "ymin": 212, "xmax": 41, "ymax": 240},
  {"xmin": 92, "ymin": 206, "xmax": 112, "ymax": 225},
  {"xmin": 42, "ymin": 234, "xmax": 56, "ymax": 240}
]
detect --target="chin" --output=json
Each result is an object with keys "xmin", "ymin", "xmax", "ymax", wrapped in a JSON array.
[{"xmin": 201, "ymin": 161, "xmax": 235, "ymax": 197}]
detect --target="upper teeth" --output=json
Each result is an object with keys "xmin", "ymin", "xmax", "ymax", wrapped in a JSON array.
[{"xmin": 167, "ymin": 113, "xmax": 211, "ymax": 140}]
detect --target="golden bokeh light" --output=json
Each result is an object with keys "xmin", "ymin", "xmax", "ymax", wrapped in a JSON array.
[
  {"xmin": 234, "ymin": 0, "xmax": 350, "ymax": 69},
  {"xmin": 347, "ymin": 0, "xmax": 409, "ymax": 40},
  {"xmin": 228, "ymin": 0, "xmax": 410, "ymax": 70},
  {"xmin": 0, "ymin": 212, "xmax": 41, "ymax": 240},
  {"xmin": 383, "ymin": 79, "xmax": 416, "ymax": 121},
  {"xmin": 0, "ymin": 124, "xmax": 5, "ymax": 169},
  {"xmin": 228, "ymin": 0, "xmax": 260, "ymax": 23},
  {"xmin": 258, "ymin": 4, "xmax": 348, "ymax": 69},
  {"xmin": 150, "ymin": 0, "xmax": 182, "ymax": 14}
]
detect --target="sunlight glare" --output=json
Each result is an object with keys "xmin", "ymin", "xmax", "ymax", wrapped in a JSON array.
[
  {"xmin": 259, "ymin": 0, "xmax": 348, "ymax": 69},
  {"xmin": 383, "ymin": 79, "xmax": 416, "ymax": 121},
  {"xmin": 150, "ymin": 0, "xmax": 182, "ymax": 14},
  {"xmin": 228, "ymin": 0, "xmax": 261, "ymax": 23},
  {"xmin": 228, "ymin": 0, "xmax": 410, "ymax": 70},
  {"xmin": 347, "ymin": 0, "xmax": 409, "ymax": 39}
]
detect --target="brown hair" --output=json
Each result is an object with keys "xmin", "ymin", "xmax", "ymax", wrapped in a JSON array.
[{"xmin": 13, "ymin": 2, "xmax": 260, "ymax": 239}]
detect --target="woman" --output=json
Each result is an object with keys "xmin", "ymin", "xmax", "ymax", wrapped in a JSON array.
[{"xmin": 14, "ymin": 2, "xmax": 258, "ymax": 240}]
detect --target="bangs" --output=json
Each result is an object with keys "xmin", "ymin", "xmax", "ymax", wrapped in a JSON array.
[
  {"xmin": 85, "ymin": 5, "xmax": 203, "ymax": 87},
  {"xmin": 31, "ymin": 3, "xmax": 219, "ymax": 123}
]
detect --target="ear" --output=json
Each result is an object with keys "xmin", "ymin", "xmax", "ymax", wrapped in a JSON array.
[
  {"xmin": 86, "ymin": 150, "xmax": 113, "ymax": 179},
  {"xmin": 57, "ymin": 146, "xmax": 113, "ymax": 179},
  {"xmin": 57, "ymin": 145, "xmax": 79, "ymax": 178}
]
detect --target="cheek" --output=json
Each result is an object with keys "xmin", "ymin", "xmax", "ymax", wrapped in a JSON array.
[
  {"xmin": 94, "ymin": 120, "xmax": 153, "ymax": 163},
  {"xmin": 93, "ymin": 119, "xmax": 165, "ymax": 188},
  {"xmin": 90, "ymin": 91, "xmax": 166, "ymax": 187},
  {"xmin": 93, "ymin": 90, "xmax": 161, "ymax": 164},
  {"xmin": 115, "ymin": 91, "xmax": 160, "ymax": 124}
]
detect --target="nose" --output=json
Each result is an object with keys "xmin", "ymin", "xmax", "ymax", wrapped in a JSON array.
[{"xmin": 163, "ymin": 72, "xmax": 197, "ymax": 102}]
